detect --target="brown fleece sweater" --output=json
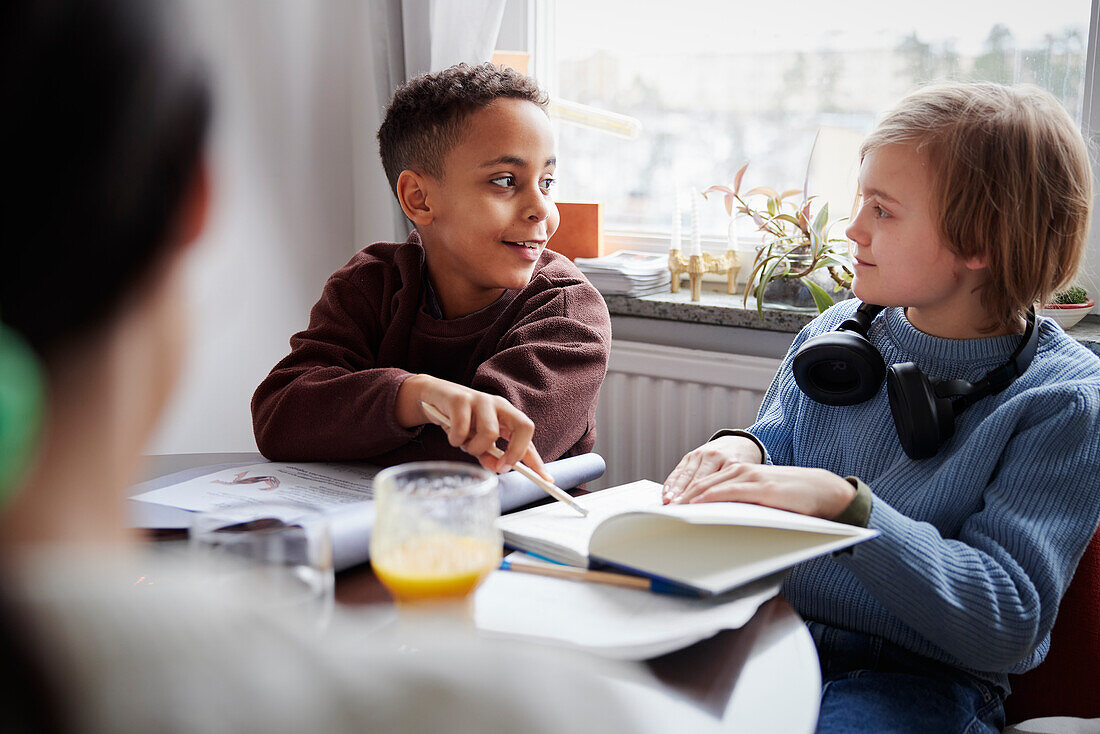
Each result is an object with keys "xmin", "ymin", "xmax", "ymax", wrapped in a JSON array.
[{"xmin": 251, "ymin": 232, "xmax": 612, "ymax": 466}]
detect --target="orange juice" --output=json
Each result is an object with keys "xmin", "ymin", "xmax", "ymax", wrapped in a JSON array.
[{"xmin": 371, "ymin": 534, "xmax": 501, "ymax": 601}]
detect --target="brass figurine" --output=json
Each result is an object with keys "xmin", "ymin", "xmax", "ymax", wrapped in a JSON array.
[{"xmin": 669, "ymin": 248, "xmax": 740, "ymax": 301}]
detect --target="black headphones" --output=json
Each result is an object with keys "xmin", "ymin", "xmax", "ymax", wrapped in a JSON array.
[{"xmin": 792, "ymin": 302, "xmax": 1039, "ymax": 460}]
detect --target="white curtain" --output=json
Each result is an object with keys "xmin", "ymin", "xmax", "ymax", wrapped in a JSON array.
[
  {"xmin": 429, "ymin": 0, "xmax": 507, "ymax": 73},
  {"xmin": 150, "ymin": 0, "xmax": 506, "ymax": 454}
]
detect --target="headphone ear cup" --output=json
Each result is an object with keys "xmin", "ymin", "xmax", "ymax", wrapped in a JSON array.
[
  {"xmin": 0, "ymin": 324, "xmax": 44, "ymax": 503},
  {"xmin": 793, "ymin": 331, "xmax": 887, "ymax": 406},
  {"xmin": 887, "ymin": 363, "xmax": 955, "ymax": 460}
]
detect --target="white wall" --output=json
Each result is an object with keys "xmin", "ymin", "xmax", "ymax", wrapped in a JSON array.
[
  {"xmin": 147, "ymin": 0, "xmax": 520, "ymax": 455},
  {"xmin": 148, "ymin": 1, "xmax": 405, "ymax": 454}
]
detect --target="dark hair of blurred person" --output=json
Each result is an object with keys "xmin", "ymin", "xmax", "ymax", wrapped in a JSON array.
[{"xmin": 0, "ymin": 1, "xmax": 209, "ymax": 730}]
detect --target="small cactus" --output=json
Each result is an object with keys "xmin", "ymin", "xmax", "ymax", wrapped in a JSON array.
[{"xmin": 1052, "ymin": 286, "xmax": 1089, "ymax": 305}]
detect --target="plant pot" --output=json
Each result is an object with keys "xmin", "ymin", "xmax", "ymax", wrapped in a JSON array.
[
  {"xmin": 761, "ymin": 277, "xmax": 852, "ymax": 311},
  {"xmin": 758, "ymin": 250, "xmax": 852, "ymax": 311},
  {"xmin": 1039, "ymin": 299, "xmax": 1094, "ymax": 330}
]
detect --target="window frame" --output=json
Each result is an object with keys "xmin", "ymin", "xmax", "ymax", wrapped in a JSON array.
[
  {"xmin": 1079, "ymin": 0, "xmax": 1100, "ymax": 312},
  {"xmin": 515, "ymin": 0, "xmax": 1100, "ymax": 313}
]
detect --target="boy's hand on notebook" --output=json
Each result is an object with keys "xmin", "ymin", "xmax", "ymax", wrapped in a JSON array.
[
  {"xmin": 665, "ymin": 461, "xmax": 856, "ymax": 520},
  {"xmin": 662, "ymin": 434, "xmax": 764, "ymax": 505},
  {"xmin": 396, "ymin": 374, "xmax": 551, "ymax": 480}
]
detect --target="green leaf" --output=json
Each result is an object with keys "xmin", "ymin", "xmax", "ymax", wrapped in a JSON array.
[
  {"xmin": 822, "ymin": 218, "xmax": 849, "ymax": 242},
  {"xmin": 760, "ymin": 254, "xmax": 788, "ymax": 285},
  {"xmin": 812, "ymin": 202, "xmax": 830, "ymax": 235},
  {"xmin": 803, "ymin": 278, "xmax": 836, "ymax": 313},
  {"xmin": 757, "ymin": 259, "xmax": 790, "ymax": 320},
  {"xmin": 824, "ymin": 263, "xmax": 854, "ymax": 289},
  {"xmin": 746, "ymin": 259, "xmax": 768, "ymax": 286},
  {"xmin": 804, "ymin": 129, "xmax": 820, "ymax": 203},
  {"xmin": 744, "ymin": 259, "xmax": 770, "ymax": 310},
  {"xmin": 752, "ymin": 268, "xmax": 774, "ymax": 319},
  {"xmin": 820, "ymin": 254, "xmax": 853, "ymax": 269},
  {"xmin": 771, "ymin": 234, "xmax": 807, "ymax": 252},
  {"xmin": 746, "ymin": 252, "xmax": 787, "ymax": 317}
]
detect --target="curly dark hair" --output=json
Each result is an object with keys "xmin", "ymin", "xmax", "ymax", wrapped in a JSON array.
[{"xmin": 377, "ymin": 62, "xmax": 549, "ymax": 196}]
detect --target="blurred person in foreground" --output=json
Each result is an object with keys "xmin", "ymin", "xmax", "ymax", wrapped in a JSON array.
[{"xmin": 0, "ymin": 2, "xmax": 712, "ymax": 732}]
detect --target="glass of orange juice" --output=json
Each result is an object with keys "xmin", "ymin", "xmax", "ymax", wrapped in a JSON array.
[{"xmin": 370, "ymin": 462, "xmax": 501, "ymax": 621}]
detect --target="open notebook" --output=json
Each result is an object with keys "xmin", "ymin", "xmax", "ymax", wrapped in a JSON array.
[{"xmin": 496, "ymin": 479, "xmax": 878, "ymax": 596}]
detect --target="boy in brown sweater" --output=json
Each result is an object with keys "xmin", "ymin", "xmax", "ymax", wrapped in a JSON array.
[{"xmin": 251, "ymin": 63, "xmax": 612, "ymax": 478}]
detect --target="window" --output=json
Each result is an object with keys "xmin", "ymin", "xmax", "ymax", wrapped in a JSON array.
[{"xmin": 537, "ymin": 1, "xmax": 1093, "ymax": 256}]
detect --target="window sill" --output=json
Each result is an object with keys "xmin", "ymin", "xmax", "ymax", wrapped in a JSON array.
[
  {"xmin": 602, "ymin": 290, "xmax": 1100, "ymax": 357},
  {"xmin": 601, "ymin": 289, "xmax": 816, "ymax": 335},
  {"xmin": 1068, "ymin": 315, "xmax": 1100, "ymax": 356}
]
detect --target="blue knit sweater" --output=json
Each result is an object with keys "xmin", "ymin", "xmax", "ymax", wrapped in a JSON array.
[{"xmin": 752, "ymin": 299, "xmax": 1100, "ymax": 692}]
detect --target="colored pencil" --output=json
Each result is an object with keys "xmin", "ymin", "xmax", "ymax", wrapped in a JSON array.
[
  {"xmin": 499, "ymin": 557, "xmax": 649, "ymax": 590},
  {"xmin": 419, "ymin": 401, "xmax": 588, "ymax": 517}
]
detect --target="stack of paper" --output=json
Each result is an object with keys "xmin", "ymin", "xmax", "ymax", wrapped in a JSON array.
[
  {"xmin": 575, "ymin": 250, "xmax": 670, "ymax": 296},
  {"xmin": 475, "ymin": 557, "xmax": 783, "ymax": 659}
]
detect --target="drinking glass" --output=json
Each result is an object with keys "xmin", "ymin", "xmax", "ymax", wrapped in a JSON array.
[
  {"xmin": 369, "ymin": 462, "xmax": 501, "ymax": 617},
  {"xmin": 189, "ymin": 502, "xmax": 334, "ymax": 628}
]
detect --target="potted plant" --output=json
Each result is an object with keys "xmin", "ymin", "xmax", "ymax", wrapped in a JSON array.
[
  {"xmin": 1041, "ymin": 285, "xmax": 1094, "ymax": 330},
  {"xmin": 705, "ymin": 161, "xmax": 854, "ymax": 319}
]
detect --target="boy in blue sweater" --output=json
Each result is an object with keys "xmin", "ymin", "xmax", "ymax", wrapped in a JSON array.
[{"xmin": 663, "ymin": 83, "xmax": 1100, "ymax": 733}]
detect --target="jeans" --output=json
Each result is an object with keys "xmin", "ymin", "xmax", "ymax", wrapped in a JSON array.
[{"xmin": 808, "ymin": 622, "xmax": 1005, "ymax": 734}]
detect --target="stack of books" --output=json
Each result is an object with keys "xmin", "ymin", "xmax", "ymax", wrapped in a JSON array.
[{"xmin": 574, "ymin": 250, "xmax": 670, "ymax": 296}]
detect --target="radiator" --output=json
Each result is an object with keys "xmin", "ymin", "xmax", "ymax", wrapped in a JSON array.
[{"xmin": 591, "ymin": 340, "xmax": 782, "ymax": 490}]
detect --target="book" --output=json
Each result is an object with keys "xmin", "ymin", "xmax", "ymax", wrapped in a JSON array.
[
  {"xmin": 496, "ymin": 479, "xmax": 878, "ymax": 596},
  {"xmin": 129, "ymin": 453, "xmax": 607, "ymax": 571}
]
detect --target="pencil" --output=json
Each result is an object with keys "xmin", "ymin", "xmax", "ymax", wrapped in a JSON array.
[
  {"xmin": 419, "ymin": 401, "xmax": 589, "ymax": 517},
  {"xmin": 499, "ymin": 558, "xmax": 650, "ymax": 590}
]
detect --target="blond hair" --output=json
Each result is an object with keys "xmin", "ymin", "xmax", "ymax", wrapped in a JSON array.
[{"xmin": 860, "ymin": 82, "xmax": 1092, "ymax": 332}]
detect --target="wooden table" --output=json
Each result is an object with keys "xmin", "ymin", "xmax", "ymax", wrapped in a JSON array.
[{"xmin": 142, "ymin": 452, "xmax": 822, "ymax": 731}]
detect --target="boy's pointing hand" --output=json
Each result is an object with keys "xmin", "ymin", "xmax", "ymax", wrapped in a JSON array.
[{"xmin": 395, "ymin": 374, "xmax": 552, "ymax": 481}]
